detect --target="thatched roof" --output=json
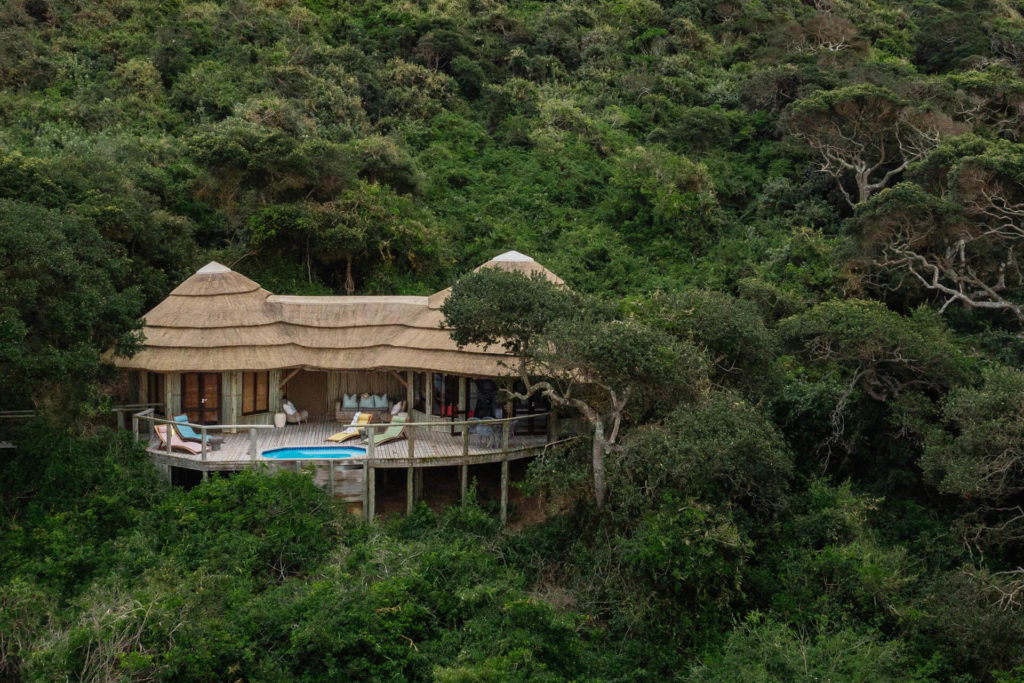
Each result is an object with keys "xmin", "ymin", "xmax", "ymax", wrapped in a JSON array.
[{"xmin": 115, "ymin": 252, "xmax": 563, "ymax": 375}]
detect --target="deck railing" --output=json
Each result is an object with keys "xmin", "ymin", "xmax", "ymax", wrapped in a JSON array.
[{"xmin": 132, "ymin": 408, "xmax": 274, "ymax": 462}]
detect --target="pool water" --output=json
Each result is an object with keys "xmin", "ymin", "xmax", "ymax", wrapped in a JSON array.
[{"xmin": 261, "ymin": 445, "xmax": 367, "ymax": 460}]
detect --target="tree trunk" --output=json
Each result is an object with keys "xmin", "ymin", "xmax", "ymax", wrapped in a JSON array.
[
  {"xmin": 592, "ymin": 420, "xmax": 607, "ymax": 507},
  {"xmin": 344, "ymin": 256, "xmax": 355, "ymax": 295}
]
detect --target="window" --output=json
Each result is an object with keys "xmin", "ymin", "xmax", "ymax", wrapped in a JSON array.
[{"xmin": 242, "ymin": 371, "xmax": 269, "ymax": 415}]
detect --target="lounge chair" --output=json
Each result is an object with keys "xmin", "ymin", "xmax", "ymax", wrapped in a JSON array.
[
  {"xmin": 368, "ymin": 414, "xmax": 407, "ymax": 447},
  {"xmin": 172, "ymin": 414, "xmax": 210, "ymax": 443},
  {"xmin": 154, "ymin": 424, "xmax": 202, "ymax": 455},
  {"xmin": 326, "ymin": 412, "xmax": 372, "ymax": 443},
  {"xmin": 282, "ymin": 399, "xmax": 308, "ymax": 424}
]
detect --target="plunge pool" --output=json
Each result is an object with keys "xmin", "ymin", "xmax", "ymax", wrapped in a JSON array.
[{"xmin": 262, "ymin": 445, "xmax": 367, "ymax": 460}]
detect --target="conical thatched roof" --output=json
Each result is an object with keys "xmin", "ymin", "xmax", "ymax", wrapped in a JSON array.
[
  {"xmin": 116, "ymin": 252, "xmax": 563, "ymax": 375},
  {"xmin": 426, "ymin": 250, "xmax": 564, "ymax": 308}
]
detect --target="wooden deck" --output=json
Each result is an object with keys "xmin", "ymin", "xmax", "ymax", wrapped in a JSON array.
[{"xmin": 144, "ymin": 419, "xmax": 553, "ymax": 472}]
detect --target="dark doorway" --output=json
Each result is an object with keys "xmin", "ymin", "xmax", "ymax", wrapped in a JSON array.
[
  {"xmin": 285, "ymin": 370, "xmax": 329, "ymax": 418},
  {"xmin": 181, "ymin": 373, "xmax": 222, "ymax": 424}
]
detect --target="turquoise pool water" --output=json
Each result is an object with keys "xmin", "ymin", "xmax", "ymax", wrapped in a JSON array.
[{"xmin": 261, "ymin": 445, "xmax": 367, "ymax": 460}]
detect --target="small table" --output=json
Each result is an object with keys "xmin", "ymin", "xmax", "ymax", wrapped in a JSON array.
[{"xmin": 207, "ymin": 435, "xmax": 224, "ymax": 451}]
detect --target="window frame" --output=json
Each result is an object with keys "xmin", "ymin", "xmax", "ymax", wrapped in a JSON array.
[{"xmin": 241, "ymin": 371, "xmax": 270, "ymax": 416}]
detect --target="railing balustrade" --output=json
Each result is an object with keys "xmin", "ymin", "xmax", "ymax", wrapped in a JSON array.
[
  {"xmin": 123, "ymin": 406, "xmax": 582, "ymax": 525},
  {"xmin": 131, "ymin": 409, "xmax": 274, "ymax": 460}
]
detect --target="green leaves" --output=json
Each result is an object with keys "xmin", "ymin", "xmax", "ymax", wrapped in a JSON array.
[
  {"xmin": 616, "ymin": 391, "xmax": 793, "ymax": 515},
  {"xmin": 0, "ymin": 199, "xmax": 144, "ymax": 417},
  {"xmin": 442, "ymin": 267, "xmax": 576, "ymax": 356},
  {"xmin": 923, "ymin": 365, "xmax": 1024, "ymax": 504}
]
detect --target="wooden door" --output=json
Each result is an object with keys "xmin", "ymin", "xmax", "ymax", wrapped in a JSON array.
[{"xmin": 181, "ymin": 373, "xmax": 222, "ymax": 424}]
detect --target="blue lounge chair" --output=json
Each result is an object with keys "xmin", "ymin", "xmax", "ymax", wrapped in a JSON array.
[{"xmin": 172, "ymin": 414, "xmax": 212, "ymax": 444}]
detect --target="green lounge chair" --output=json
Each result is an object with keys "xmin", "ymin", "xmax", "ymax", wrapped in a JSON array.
[{"xmin": 369, "ymin": 415, "xmax": 407, "ymax": 446}]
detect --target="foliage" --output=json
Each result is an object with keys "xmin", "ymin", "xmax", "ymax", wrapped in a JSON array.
[
  {"xmin": 635, "ymin": 288, "xmax": 779, "ymax": 398},
  {"xmin": 613, "ymin": 391, "xmax": 793, "ymax": 516},
  {"xmin": 4, "ymin": 0, "xmax": 1024, "ymax": 678}
]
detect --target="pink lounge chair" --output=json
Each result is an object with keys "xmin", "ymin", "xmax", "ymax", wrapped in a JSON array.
[{"xmin": 154, "ymin": 424, "xmax": 202, "ymax": 454}]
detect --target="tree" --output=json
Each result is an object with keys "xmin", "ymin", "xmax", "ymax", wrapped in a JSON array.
[
  {"xmin": 0, "ymin": 200, "xmax": 143, "ymax": 418},
  {"xmin": 855, "ymin": 138, "xmax": 1024, "ymax": 324},
  {"xmin": 779, "ymin": 300, "xmax": 969, "ymax": 460},
  {"xmin": 615, "ymin": 390, "xmax": 792, "ymax": 515},
  {"xmin": 634, "ymin": 288, "xmax": 778, "ymax": 399},
  {"xmin": 442, "ymin": 268, "xmax": 708, "ymax": 506},
  {"xmin": 923, "ymin": 366, "xmax": 1024, "ymax": 568},
  {"xmin": 782, "ymin": 84, "xmax": 958, "ymax": 207},
  {"xmin": 248, "ymin": 181, "xmax": 445, "ymax": 294}
]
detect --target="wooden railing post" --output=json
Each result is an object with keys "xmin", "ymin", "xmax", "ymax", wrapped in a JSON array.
[
  {"xmin": 502, "ymin": 418, "xmax": 511, "ymax": 451},
  {"xmin": 116, "ymin": 410, "xmax": 125, "ymax": 431},
  {"xmin": 407, "ymin": 423, "xmax": 415, "ymax": 461},
  {"xmin": 201, "ymin": 426, "xmax": 208, "ymax": 463},
  {"xmin": 461, "ymin": 423, "xmax": 469, "ymax": 458},
  {"xmin": 132, "ymin": 414, "xmax": 139, "ymax": 441},
  {"xmin": 249, "ymin": 428, "xmax": 257, "ymax": 461},
  {"xmin": 165, "ymin": 420, "xmax": 172, "ymax": 456}
]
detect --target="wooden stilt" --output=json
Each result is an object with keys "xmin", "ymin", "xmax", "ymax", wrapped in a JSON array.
[
  {"xmin": 414, "ymin": 468, "xmax": 424, "ymax": 500},
  {"xmin": 460, "ymin": 464, "xmax": 468, "ymax": 504},
  {"xmin": 365, "ymin": 426, "xmax": 376, "ymax": 521},
  {"xmin": 500, "ymin": 459, "xmax": 509, "ymax": 525},
  {"xmin": 367, "ymin": 463, "xmax": 375, "ymax": 522},
  {"xmin": 407, "ymin": 467, "xmax": 414, "ymax": 513},
  {"xmin": 328, "ymin": 460, "xmax": 335, "ymax": 498}
]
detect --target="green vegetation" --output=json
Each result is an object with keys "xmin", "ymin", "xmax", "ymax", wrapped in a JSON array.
[{"xmin": 4, "ymin": 0, "xmax": 1024, "ymax": 678}]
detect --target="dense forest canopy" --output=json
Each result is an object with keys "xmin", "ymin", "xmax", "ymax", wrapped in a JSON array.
[{"xmin": 4, "ymin": 0, "xmax": 1024, "ymax": 679}]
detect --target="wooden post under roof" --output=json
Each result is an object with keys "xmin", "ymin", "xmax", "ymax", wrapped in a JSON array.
[
  {"xmin": 164, "ymin": 374, "xmax": 173, "ymax": 421},
  {"xmin": 425, "ymin": 372, "xmax": 433, "ymax": 422},
  {"xmin": 458, "ymin": 376, "xmax": 467, "ymax": 432},
  {"xmin": 405, "ymin": 370, "xmax": 414, "ymax": 414},
  {"xmin": 406, "ymin": 370, "xmax": 416, "ymax": 462}
]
